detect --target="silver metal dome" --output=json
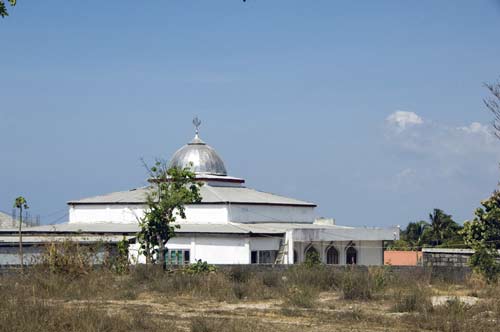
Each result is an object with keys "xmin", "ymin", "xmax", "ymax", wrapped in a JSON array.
[{"xmin": 168, "ymin": 134, "xmax": 228, "ymax": 176}]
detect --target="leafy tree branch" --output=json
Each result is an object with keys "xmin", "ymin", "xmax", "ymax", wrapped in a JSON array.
[{"xmin": 0, "ymin": 0, "xmax": 16, "ymax": 18}]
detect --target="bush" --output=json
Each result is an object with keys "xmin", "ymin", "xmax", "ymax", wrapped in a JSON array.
[
  {"xmin": 303, "ymin": 250, "xmax": 321, "ymax": 268},
  {"xmin": 283, "ymin": 285, "xmax": 318, "ymax": 308},
  {"xmin": 228, "ymin": 265, "xmax": 252, "ymax": 283},
  {"xmin": 341, "ymin": 268, "xmax": 373, "ymax": 300},
  {"xmin": 285, "ymin": 265, "xmax": 337, "ymax": 292},
  {"xmin": 260, "ymin": 270, "xmax": 283, "ymax": 288},
  {"xmin": 108, "ymin": 237, "xmax": 130, "ymax": 274},
  {"xmin": 392, "ymin": 284, "xmax": 432, "ymax": 312},
  {"xmin": 190, "ymin": 317, "xmax": 278, "ymax": 332},
  {"xmin": 184, "ymin": 260, "xmax": 217, "ymax": 274},
  {"xmin": 368, "ymin": 266, "xmax": 390, "ymax": 292},
  {"xmin": 38, "ymin": 241, "xmax": 102, "ymax": 277},
  {"xmin": 0, "ymin": 295, "xmax": 170, "ymax": 332},
  {"xmin": 469, "ymin": 246, "xmax": 500, "ymax": 283}
]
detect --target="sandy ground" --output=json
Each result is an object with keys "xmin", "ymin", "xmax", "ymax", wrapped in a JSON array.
[{"xmin": 54, "ymin": 291, "xmax": 432, "ymax": 332}]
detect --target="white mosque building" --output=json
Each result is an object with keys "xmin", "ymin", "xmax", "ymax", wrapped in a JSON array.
[{"xmin": 0, "ymin": 120, "xmax": 398, "ymax": 266}]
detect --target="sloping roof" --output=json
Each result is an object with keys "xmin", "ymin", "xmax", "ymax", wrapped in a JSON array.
[
  {"xmin": 241, "ymin": 223, "xmax": 399, "ymax": 241},
  {"xmin": 67, "ymin": 185, "xmax": 316, "ymax": 207},
  {"xmin": 0, "ymin": 211, "xmax": 14, "ymax": 228},
  {"xmin": 0, "ymin": 222, "xmax": 398, "ymax": 241},
  {"xmin": 0, "ymin": 235, "xmax": 135, "ymax": 245}
]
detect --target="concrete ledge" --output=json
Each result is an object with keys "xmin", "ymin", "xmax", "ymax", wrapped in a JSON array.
[{"xmin": 422, "ymin": 248, "xmax": 475, "ymax": 254}]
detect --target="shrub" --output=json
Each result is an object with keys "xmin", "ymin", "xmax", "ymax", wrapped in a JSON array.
[
  {"xmin": 285, "ymin": 265, "xmax": 337, "ymax": 292},
  {"xmin": 283, "ymin": 285, "xmax": 318, "ymax": 308},
  {"xmin": 190, "ymin": 317, "xmax": 279, "ymax": 332},
  {"xmin": 341, "ymin": 268, "xmax": 373, "ymax": 300},
  {"xmin": 303, "ymin": 250, "xmax": 321, "ymax": 268},
  {"xmin": 260, "ymin": 270, "xmax": 283, "ymax": 288},
  {"xmin": 392, "ymin": 284, "xmax": 432, "ymax": 313},
  {"xmin": 228, "ymin": 265, "xmax": 252, "ymax": 283},
  {"xmin": 368, "ymin": 266, "xmax": 390, "ymax": 292},
  {"xmin": 469, "ymin": 246, "xmax": 500, "ymax": 283},
  {"xmin": 38, "ymin": 241, "xmax": 102, "ymax": 277},
  {"xmin": 184, "ymin": 260, "xmax": 217, "ymax": 274},
  {"xmin": 191, "ymin": 316, "xmax": 219, "ymax": 332},
  {"xmin": 109, "ymin": 237, "xmax": 130, "ymax": 274},
  {"xmin": 0, "ymin": 295, "xmax": 170, "ymax": 332}
]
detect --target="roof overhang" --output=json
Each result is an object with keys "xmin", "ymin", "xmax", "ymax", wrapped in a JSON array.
[{"xmin": 67, "ymin": 201, "xmax": 317, "ymax": 208}]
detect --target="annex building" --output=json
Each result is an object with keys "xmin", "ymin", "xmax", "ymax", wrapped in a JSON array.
[{"xmin": 0, "ymin": 120, "xmax": 398, "ymax": 266}]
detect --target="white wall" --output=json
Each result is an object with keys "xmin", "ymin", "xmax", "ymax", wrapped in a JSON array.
[
  {"xmin": 250, "ymin": 237, "xmax": 281, "ymax": 251},
  {"xmin": 69, "ymin": 204, "xmax": 229, "ymax": 224},
  {"xmin": 129, "ymin": 236, "xmax": 384, "ymax": 266},
  {"xmin": 69, "ymin": 205, "xmax": 145, "ymax": 224},
  {"xmin": 176, "ymin": 205, "xmax": 229, "ymax": 224},
  {"xmin": 70, "ymin": 203, "xmax": 313, "ymax": 224},
  {"xmin": 129, "ymin": 235, "xmax": 252, "ymax": 265},
  {"xmin": 228, "ymin": 204, "xmax": 315, "ymax": 223},
  {"xmin": 293, "ymin": 240, "xmax": 384, "ymax": 266},
  {"xmin": 358, "ymin": 241, "xmax": 384, "ymax": 266},
  {"xmin": 193, "ymin": 236, "xmax": 250, "ymax": 264}
]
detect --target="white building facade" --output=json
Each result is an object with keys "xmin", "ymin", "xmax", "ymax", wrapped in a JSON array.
[{"xmin": 0, "ymin": 122, "xmax": 398, "ymax": 266}]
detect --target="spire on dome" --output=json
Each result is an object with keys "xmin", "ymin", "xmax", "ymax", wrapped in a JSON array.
[
  {"xmin": 168, "ymin": 117, "xmax": 227, "ymax": 176},
  {"xmin": 193, "ymin": 116, "xmax": 201, "ymax": 136},
  {"xmin": 190, "ymin": 116, "xmax": 204, "ymax": 145}
]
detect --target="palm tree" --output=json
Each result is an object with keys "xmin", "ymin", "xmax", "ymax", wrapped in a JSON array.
[
  {"xmin": 404, "ymin": 220, "xmax": 431, "ymax": 248},
  {"xmin": 14, "ymin": 196, "xmax": 28, "ymax": 270},
  {"xmin": 428, "ymin": 209, "xmax": 456, "ymax": 246}
]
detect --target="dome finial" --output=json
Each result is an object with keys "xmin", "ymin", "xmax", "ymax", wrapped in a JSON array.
[{"xmin": 193, "ymin": 116, "xmax": 201, "ymax": 137}]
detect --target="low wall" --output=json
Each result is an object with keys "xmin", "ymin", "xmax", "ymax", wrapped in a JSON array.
[
  {"xmin": 214, "ymin": 264, "xmax": 472, "ymax": 283},
  {"xmin": 384, "ymin": 250, "xmax": 422, "ymax": 266},
  {"xmin": 0, "ymin": 263, "xmax": 472, "ymax": 282},
  {"xmin": 422, "ymin": 248, "xmax": 474, "ymax": 268}
]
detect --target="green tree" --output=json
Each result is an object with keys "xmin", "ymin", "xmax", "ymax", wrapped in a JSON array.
[
  {"xmin": 138, "ymin": 161, "xmax": 201, "ymax": 269},
  {"xmin": 303, "ymin": 250, "xmax": 321, "ymax": 267},
  {"xmin": 0, "ymin": 0, "xmax": 16, "ymax": 18},
  {"xmin": 461, "ymin": 191, "xmax": 500, "ymax": 282},
  {"xmin": 401, "ymin": 220, "xmax": 431, "ymax": 249},
  {"xmin": 393, "ymin": 210, "xmax": 463, "ymax": 250},
  {"xmin": 13, "ymin": 196, "xmax": 28, "ymax": 270},
  {"xmin": 427, "ymin": 209, "xmax": 462, "ymax": 246}
]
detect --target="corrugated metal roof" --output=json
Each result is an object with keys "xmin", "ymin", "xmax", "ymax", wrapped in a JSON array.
[
  {"xmin": 0, "ymin": 222, "xmax": 398, "ymax": 241},
  {"xmin": 0, "ymin": 211, "xmax": 14, "ymax": 228},
  {"xmin": 0, "ymin": 223, "xmax": 140, "ymax": 234},
  {"xmin": 0, "ymin": 235, "xmax": 135, "ymax": 245},
  {"xmin": 67, "ymin": 184, "xmax": 316, "ymax": 207},
  {"xmin": 240, "ymin": 223, "xmax": 399, "ymax": 241}
]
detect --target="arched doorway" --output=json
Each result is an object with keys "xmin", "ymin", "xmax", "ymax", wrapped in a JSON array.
[
  {"xmin": 346, "ymin": 246, "xmax": 357, "ymax": 265},
  {"xmin": 304, "ymin": 245, "xmax": 320, "ymax": 264},
  {"xmin": 326, "ymin": 246, "xmax": 339, "ymax": 265}
]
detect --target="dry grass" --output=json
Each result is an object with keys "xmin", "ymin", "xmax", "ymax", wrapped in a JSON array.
[{"xmin": 1, "ymin": 265, "xmax": 500, "ymax": 332}]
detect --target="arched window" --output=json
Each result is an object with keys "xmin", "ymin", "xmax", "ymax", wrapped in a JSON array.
[
  {"xmin": 326, "ymin": 246, "xmax": 339, "ymax": 265},
  {"xmin": 293, "ymin": 250, "xmax": 298, "ymax": 264},
  {"xmin": 346, "ymin": 246, "xmax": 357, "ymax": 265},
  {"xmin": 305, "ymin": 245, "xmax": 320, "ymax": 264}
]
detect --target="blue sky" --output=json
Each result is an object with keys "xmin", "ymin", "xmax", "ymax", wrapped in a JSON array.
[{"xmin": 1, "ymin": 1, "xmax": 500, "ymax": 226}]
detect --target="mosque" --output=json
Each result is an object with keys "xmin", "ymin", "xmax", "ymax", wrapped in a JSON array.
[{"xmin": 0, "ymin": 119, "xmax": 398, "ymax": 266}]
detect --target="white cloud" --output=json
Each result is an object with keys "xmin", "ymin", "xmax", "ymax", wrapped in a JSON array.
[
  {"xmin": 383, "ymin": 111, "xmax": 500, "ymax": 182},
  {"xmin": 386, "ymin": 111, "xmax": 423, "ymax": 131},
  {"xmin": 458, "ymin": 122, "xmax": 491, "ymax": 135}
]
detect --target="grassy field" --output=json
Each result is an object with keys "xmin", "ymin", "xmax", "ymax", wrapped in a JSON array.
[{"xmin": 1, "ymin": 264, "xmax": 499, "ymax": 332}]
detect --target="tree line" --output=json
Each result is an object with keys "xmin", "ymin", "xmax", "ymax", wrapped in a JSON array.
[{"xmin": 390, "ymin": 208, "xmax": 465, "ymax": 250}]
